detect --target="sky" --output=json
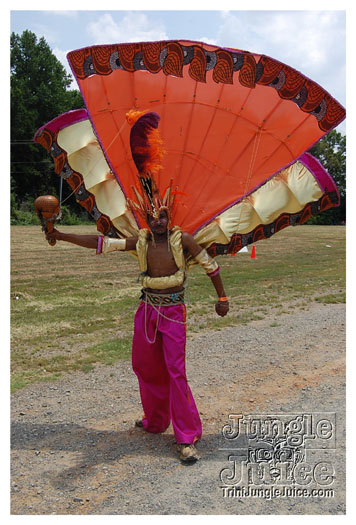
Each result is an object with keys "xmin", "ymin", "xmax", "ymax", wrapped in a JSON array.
[{"xmin": 9, "ymin": 3, "xmax": 347, "ymax": 134}]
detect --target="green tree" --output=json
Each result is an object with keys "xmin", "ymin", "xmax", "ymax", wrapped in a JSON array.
[
  {"xmin": 11, "ymin": 30, "xmax": 84, "ymax": 213},
  {"xmin": 307, "ymin": 129, "xmax": 346, "ymax": 224}
]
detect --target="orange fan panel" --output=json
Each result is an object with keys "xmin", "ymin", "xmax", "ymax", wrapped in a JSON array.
[{"xmin": 72, "ymin": 41, "xmax": 344, "ymax": 233}]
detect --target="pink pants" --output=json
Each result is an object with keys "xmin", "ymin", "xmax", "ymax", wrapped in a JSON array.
[{"xmin": 132, "ymin": 301, "xmax": 202, "ymax": 444}]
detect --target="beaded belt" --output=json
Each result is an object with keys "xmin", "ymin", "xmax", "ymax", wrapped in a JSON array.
[{"xmin": 140, "ymin": 289, "xmax": 185, "ymax": 305}]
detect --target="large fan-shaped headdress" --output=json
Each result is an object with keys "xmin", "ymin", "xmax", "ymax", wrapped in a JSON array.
[{"xmin": 33, "ymin": 39, "xmax": 345, "ymax": 254}]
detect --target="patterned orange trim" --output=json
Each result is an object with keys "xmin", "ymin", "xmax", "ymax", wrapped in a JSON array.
[
  {"xmin": 67, "ymin": 40, "xmax": 345, "ymax": 132},
  {"xmin": 207, "ymin": 191, "xmax": 339, "ymax": 257},
  {"xmin": 33, "ymin": 127, "xmax": 119, "ymax": 238}
]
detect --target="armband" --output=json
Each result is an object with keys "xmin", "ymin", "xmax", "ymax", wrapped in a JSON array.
[
  {"xmin": 194, "ymin": 249, "xmax": 220, "ymax": 276},
  {"xmin": 97, "ymin": 236, "xmax": 126, "ymax": 254}
]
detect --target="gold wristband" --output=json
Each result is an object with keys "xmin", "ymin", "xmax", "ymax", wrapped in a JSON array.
[{"xmin": 102, "ymin": 237, "xmax": 126, "ymax": 254}]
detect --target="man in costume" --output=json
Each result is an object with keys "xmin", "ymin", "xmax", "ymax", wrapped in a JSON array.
[
  {"xmin": 46, "ymin": 211, "xmax": 229, "ymax": 463},
  {"xmin": 45, "ymin": 110, "xmax": 229, "ymax": 464}
]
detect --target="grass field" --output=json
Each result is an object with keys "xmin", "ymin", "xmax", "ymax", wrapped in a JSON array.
[{"xmin": 10, "ymin": 224, "xmax": 345, "ymax": 392}]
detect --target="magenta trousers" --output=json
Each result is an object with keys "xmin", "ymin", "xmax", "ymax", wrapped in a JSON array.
[{"xmin": 131, "ymin": 301, "xmax": 202, "ymax": 444}]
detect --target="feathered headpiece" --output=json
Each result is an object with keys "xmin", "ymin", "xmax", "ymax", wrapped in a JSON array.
[{"xmin": 126, "ymin": 109, "xmax": 177, "ymax": 227}]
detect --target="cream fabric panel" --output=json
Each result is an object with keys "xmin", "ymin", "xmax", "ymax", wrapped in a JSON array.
[
  {"xmin": 194, "ymin": 161, "xmax": 324, "ymax": 249},
  {"xmin": 68, "ymin": 142, "xmax": 113, "ymax": 190},
  {"xmin": 57, "ymin": 119, "xmax": 138, "ymax": 237},
  {"xmin": 249, "ymin": 176, "xmax": 301, "ymax": 223},
  {"xmin": 90, "ymin": 177, "xmax": 138, "ymax": 237},
  {"xmin": 194, "ymin": 219, "xmax": 229, "ymax": 246},
  {"xmin": 57, "ymin": 119, "xmax": 96, "ymax": 156},
  {"xmin": 219, "ymin": 199, "xmax": 262, "ymax": 235},
  {"xmin": 279, "ymin": 163, "xmax": 323, "ymax": 205}
]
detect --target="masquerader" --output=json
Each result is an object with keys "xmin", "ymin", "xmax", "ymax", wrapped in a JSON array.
[
  {"xmin": 36, "ymin": 39, "xmax": 345, "ymax": 466},
  {"xmin": 45, "ymin": 110, "xmax": 230, "ymax": 464}
]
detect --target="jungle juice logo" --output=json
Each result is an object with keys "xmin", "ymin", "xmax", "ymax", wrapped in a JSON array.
[{"xmin": 219, "ymin": 413, "xmax": 336, "ymax": 499}]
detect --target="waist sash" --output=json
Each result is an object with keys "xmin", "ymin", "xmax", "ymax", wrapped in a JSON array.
[{"xmin": 140, "ymin": 289, "xmax": 185, "ymax": 305}]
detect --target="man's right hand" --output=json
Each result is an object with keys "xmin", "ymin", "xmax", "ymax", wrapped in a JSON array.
[{"xmin": 45, "ymin": 229, "xmax": 61, "ymax": 243}]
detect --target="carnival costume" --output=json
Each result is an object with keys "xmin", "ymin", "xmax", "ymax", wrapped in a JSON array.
[{"xmin": 34, "ymin": 40, "xmax": 345, "ymax": 448}]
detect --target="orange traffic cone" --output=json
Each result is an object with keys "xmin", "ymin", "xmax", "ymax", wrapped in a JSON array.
[{"xmin": 250, "ymin": 245, "xmax": 256, "ymax": 259}]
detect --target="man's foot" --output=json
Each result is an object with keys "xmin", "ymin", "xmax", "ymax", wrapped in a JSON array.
[
  {"xmin": 176, "ymin": 443, "xmax": 199, "ymax": 464},
  {"xmin": 135, "ymin": 419, "xmax": 144, "ymax": 428}
]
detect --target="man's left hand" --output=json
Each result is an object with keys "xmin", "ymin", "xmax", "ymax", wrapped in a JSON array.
[{"xmin": 215, "ymin": 301, "xmax": 229, "ymax": 317}]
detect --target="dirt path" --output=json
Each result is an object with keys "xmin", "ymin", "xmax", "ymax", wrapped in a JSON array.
[{"xmin": 11, "ymin": 302, "xmax": 345, "ymax": 515}]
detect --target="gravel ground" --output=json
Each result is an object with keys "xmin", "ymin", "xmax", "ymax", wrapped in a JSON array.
[{"xmin": 11, "ymin": 302, "xmax": 345, "ymax": 515}]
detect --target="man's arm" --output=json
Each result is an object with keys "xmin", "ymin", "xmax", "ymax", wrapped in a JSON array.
[
  {"xmin": 45, "ymin": 229, "xmax": 138, "ymax": 251},
  {"xmin": 181, "ymin": 232, "xmax": 229, "ymax": 317}
]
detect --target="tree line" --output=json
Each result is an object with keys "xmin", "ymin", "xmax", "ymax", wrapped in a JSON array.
[
  {"xmin": 11, "ymin": 30, "xmax": 85, "ymax": 224},
  {"xmin": 10, "ymin": 30, "xmax": 346, "ymax": 225}
]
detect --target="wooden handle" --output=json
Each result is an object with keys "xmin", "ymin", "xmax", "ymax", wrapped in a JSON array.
[{"xmin": 46, "ymin": 221, "xmax": 56, "ymax": 246}]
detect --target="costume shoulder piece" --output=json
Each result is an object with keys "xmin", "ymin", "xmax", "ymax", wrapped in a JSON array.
[
  {"xmin": 136, "ymin": 228, "xmax": 150, "ymax": 273},
  {"xmin": 168, "ymin": 227, "xmax": 185, "ymax": 271}
]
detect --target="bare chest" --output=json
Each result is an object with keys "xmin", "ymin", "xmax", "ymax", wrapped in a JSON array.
[{"xmin": 146, "ymin": 241, "xmax": 179, "ymax": 277}]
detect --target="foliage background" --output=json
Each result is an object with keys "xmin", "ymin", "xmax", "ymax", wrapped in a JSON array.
[{"xmin": 11, "ymin": 31, "xmax": 85, "ymax": 225}]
